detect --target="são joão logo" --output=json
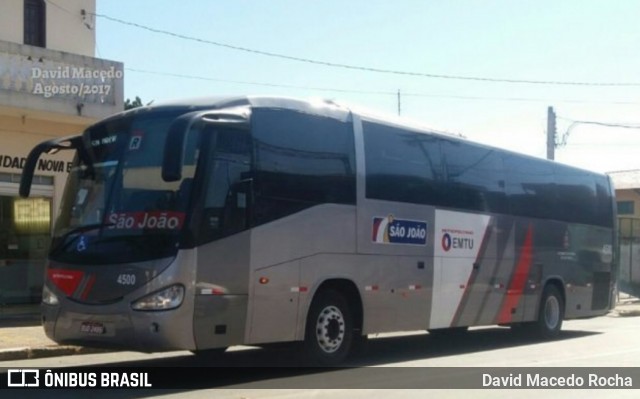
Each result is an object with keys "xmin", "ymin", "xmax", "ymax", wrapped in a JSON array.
[{"xmin": 372, "ymin": 215, "xmax": 428, "ymax": 245}]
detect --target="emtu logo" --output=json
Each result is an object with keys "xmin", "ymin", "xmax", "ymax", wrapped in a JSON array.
[
  {"xmin": 440, "ymin": 230, "xmax": 475, "ymax": 252},
  {"xmin": 441, "ymin": 233, "xmax": 452, "ymax": 252}
]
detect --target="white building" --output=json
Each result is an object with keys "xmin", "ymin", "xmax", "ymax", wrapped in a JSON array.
[{"xmin": 0, "ymin": 0, "xmax": 123, "ymax": 307}]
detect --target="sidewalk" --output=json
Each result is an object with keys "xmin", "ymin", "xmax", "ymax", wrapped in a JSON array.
[
  {"xmin": 2, "ymin": 296, "xmax": 640, "ymax": 362},
  {"xmin": 0, "ymin": 305, "xmax": 109, "ymax": 361},
  {"xmin": 609, "ymin": 292, "xmax": 640, "ymax": 317}
]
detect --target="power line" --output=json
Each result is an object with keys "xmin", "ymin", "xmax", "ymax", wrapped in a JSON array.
[
  {"xmin": 556, "ymin": 116, "xmax": 640, "ymax": 147},
  {"xmin": 44, "ymin": 0, "xmax": 72, "ymax": 14},
  {"xmin": 126, "ymin": 67, "xmax": 640, "ymax": 105},
  {"xmin": 126, "ymin": 67, "xmax": 393, "ymax": 96},
  {"xmin": 44, "ymin": 0, "xmax": 94, "ymax": 30},
  {"xmin": 563, "ymin": 142, "xmax": 640, "ymax": 148},
  {"xmin": 558, "ymin": 117, "xmax": 640, "ymax": 129},
  {"xmin": 47, "ymin": 0, "xmax": 640, "ymax": 89},
  {"xmin": 92, "ymin": 11, "xmax": 640, "ymax": 87}
]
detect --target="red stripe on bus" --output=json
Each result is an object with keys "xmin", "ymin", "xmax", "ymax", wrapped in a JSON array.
[
  {"xmin": 80, "ymin": 274, "xmax": 97, "ymax": 300},
  {"xmin": 497, "ymin": 225, "xmax": 533, "ymax": 324},
  {"xmin": 450, "ymin": 219, "xmax": 493, "ymax": 327},
  {"xmin": 48, "ymin": 269, "xmax": 84, "ymax": 297}
]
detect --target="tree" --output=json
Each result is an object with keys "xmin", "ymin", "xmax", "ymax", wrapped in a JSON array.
[{"xmin": 124, "ymin": 96, "xmax": 143, "ymax": 110}]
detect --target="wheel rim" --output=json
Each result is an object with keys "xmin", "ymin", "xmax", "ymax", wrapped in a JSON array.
[
  {"xmin": 315, "ymin": 305, "xmax": 345, "ymax": 353},
  {"xmin": 543, "ymin": 295, "xmax": 560, "ymax": 330}
]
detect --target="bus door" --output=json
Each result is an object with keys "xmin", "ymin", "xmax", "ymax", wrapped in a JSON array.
[
  {"xmin": 192, "ymin": 125, "xmax": 253, "ymax": 349},
  {"xmin": 430, "ymin": 210, "xmax": 494, "ymax": 329}
]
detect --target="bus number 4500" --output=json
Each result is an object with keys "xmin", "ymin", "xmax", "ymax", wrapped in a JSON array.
[{"xmin": 117, "ymin": 274, "xmax": 136, "ymax": 285}]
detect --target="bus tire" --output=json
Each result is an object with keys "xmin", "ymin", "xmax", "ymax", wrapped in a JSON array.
[
  {"xmin": 535, "ymin": 284, "xmax": 564, "ymax": 339},
  {"xmin": 303, "ymin": 289, "xmax": 353, "ymax": 366},
  {"xmin": 351, "ymin": 333, "xmax": 369, "ymax": 356}
]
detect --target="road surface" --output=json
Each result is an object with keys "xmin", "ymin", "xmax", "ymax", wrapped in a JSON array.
[{"xmin": 2, "ymin": 314, "xmax": 639, "ymax": 398}]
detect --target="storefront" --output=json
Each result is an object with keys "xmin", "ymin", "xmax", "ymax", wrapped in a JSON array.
[
  {"xmin": 0, "ymin": 2, "xmax": 124, "ymax": 311},
  {"xmin": 0, "ymin": 114, "xmax": 76, "ymax": 307},
  {"xmin": 0, "ymin": 177, "xmax": 53, "ymax": 304}
]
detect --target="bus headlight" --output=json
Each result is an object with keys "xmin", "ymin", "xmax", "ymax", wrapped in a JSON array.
[
  {"xmin": 42, "ymin": 285, "xmax": 59, "ymax": 305},
  {"xmin": 131, "ymin": 285, "xmax": 185, "ymax": 311}
]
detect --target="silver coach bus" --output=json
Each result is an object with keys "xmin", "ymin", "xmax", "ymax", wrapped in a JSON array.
[{"xmin": 20, "ymin": 96, "xmax": 617, "ymax": 365}]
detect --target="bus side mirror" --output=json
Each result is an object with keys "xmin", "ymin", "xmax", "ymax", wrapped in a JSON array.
[
  {"xmin": 20, "ymin": 135, "xmax": 82, "ymax": 197},
  {"xmin": 20, "ymin": 142, "xmax": 48, "ymax": 197},
  {"xmin": 162, "ymin": 109, "xmax": 250, "ymax": 182},
  {"xmin": 162, "ymin": 114, "xmax": 195, "ymax": 182}
]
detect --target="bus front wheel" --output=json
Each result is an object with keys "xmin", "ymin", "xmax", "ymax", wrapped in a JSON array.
[{"xmin": 303, "ymin": 289, "xmax": 353, "ymax": 366}]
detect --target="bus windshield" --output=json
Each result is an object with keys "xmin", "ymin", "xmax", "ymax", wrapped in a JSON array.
[{"xmin": 51, "ymin": 111, "xmax": 198, "ymax": 264}]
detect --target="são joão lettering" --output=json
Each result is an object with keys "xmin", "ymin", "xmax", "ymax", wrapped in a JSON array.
[
  {"xmin": 107, "ymin": 211, "xmax": 185, "ymax": 230},
  {"xmin": 385, "ymin": 219, "xmax": 428, "ymax": 245},
  {"xmin": 389, "ymin": 224, "xmax": 427, "ymax": 240}
]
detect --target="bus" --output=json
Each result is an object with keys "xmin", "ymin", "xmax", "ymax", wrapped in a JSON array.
[{"xmin": 19, "ymin": 96, "xmax": 617, "ymax": 365}]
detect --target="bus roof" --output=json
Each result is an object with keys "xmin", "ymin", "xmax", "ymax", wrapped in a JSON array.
[{"xmin": 97, "ymin": 95, "xmax": 605, "ymax": 177}]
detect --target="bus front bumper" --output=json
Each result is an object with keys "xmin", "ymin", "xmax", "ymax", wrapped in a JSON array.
[{"xmin": 42, "ymin": 301, "xmax": 196, "ymax": 352}]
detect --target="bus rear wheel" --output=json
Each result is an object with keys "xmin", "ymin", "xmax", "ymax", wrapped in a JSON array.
[
  {"xmin": 303, "ymin": 289, "xmax": 353, "ymax": 366},
  {"xmin": 535, "ymin": 284, "xmax": 564, "ymax": 339}
]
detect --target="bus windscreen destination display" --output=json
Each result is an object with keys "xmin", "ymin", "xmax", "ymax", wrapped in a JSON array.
[{"xmin": 106, "ymin": 211, "xmax": 185, "ymax": 230}]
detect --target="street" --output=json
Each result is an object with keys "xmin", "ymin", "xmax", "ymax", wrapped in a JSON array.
[{"xmin": 1, "ymin": 314, "xmax": 640, "ymax": 397}]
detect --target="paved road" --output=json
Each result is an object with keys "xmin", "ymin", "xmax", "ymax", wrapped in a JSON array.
[{"xmin": 1, "ymin": 315, "xmax": 639, "ymax": 398}]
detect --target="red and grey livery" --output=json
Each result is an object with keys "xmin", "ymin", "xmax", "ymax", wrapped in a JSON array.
[{"xmin": 20, "ymin": 96, "xmax": 616, "ymax": 365}]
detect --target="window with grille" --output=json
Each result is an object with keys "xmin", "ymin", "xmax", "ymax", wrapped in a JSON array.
[{"xmin": 24, "ymin": 0, "xmax": 46, "ymax": 48}]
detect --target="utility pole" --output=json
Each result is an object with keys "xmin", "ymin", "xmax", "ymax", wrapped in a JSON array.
[
  {"xmin": 546, "ymin": 106, "xmax": 557, "ymax": 160},
  {"xmin": 397, "ymin": 89, "xmax": 401, "ymax": 116}
]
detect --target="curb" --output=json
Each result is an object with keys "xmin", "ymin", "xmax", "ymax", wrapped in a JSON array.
[
  {"xmin": 0, "ymin": 345, "xmax": 113, "ymax": 362},
  {"xmin": 610, "ymin": 309, "xmax": 640, "ymax": 318}
]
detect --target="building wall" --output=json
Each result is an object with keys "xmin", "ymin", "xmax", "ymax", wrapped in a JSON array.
[
  {"xmin": 0, "ymin": 112, "xmax": 82, "ymax": 305},
  {"xmin": 46, "ymin": 0, "xmax": 96, "ymax": 57},
  {"xmin": 0, "ymin": 39, "xmax": 124, "ymax": 120},
  {"xmin": 0, "ymin": 1, "xmax": 23, "ymax": 45},
  {"xmin": 616, "ymin": 189, "xmax": 640, "ymax": 218},
  {"xmin": 0, "ymin": 112, "xmax": 84, "ymax": 210},
  {"xmin": 617, "ymin": 190, "xmax": 640, "ymax": 292},
  {"xmin": 616, "ymin": 189, "xmax": 640, "ymax": 239},
  {"xmin": 0, "ymin": 1, "xmax": 120, "ymax": 307},
  {"xmin": 0, "ymin": 0, "xmax": 96, "ymax": 57}
]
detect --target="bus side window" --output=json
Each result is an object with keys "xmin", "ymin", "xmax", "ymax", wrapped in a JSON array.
[
  {"xmin": 440, "ymin": 140, "xmax": 507, "ymax": 213},
  {"xmin": 251, "ymin": 109, "xmax": 356, "ymax": 226},
  {"xmin": 504, "ymin": 155, "xmax": 555, "ymax": 220}
]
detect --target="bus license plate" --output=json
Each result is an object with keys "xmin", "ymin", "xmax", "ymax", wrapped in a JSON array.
[{"xmin": 80, "ymin": 321, "xmax": 106, "ymax": 335}]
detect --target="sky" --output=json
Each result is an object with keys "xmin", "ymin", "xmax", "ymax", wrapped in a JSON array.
[{"xmin": 94, "ymin": 0, "xmax": 640, "ymax": 174}]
